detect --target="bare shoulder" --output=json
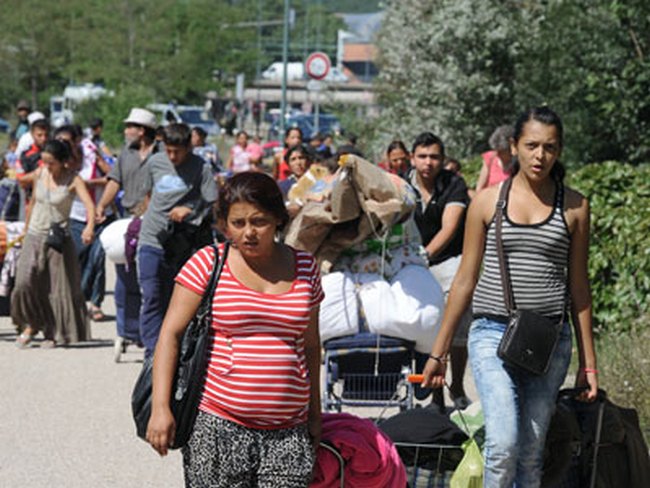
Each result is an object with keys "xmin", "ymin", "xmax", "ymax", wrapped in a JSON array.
[
  {"xmin": 470, "ymin": 184, "xmax": 500, "ymax": 224},
  {"xmin": 71, "ymin": 172, "xmax": 84, "ymax": 188},
  {"xmin": 564, "ymin": 185, "xmax": 589, "ymax": 214},
  {"xmin": 564, "ymin": 184, "xmax": 590, "ymax": 233},
  {"xmin": 564, "ymin": 185, "xmax": 588, "ymax": 207}
]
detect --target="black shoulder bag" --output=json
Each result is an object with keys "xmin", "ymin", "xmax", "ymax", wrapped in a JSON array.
[
  {"xmin": 131, "ymin": 242, "xmax": 229, "ymax": 448},
  {"xmin": 495, "ymin": 178, "xmax": 566, "ymax": 376}
]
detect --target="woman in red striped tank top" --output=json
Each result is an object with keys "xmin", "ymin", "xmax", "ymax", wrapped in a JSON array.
[{"xmin": 147, "ymin": 172, "xmax": 324, "ymax": 487}]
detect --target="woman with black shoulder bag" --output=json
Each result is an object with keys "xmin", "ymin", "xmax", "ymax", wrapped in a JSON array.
[
  {"xmin": 12, "ymin": 139, "xmax": 95, "ymax": 348},
  {"xmin": 421, "ymin": 106, "xmax": 598, "ymax": 487},
  {"xmin": 146, "ymin": 172, "xmax": 323, "ymax": 487}
]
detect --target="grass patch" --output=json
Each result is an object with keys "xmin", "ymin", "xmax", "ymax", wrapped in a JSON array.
[{"xmin": 596, "ymin": 321, "xmax": 650, "ymax": 445}]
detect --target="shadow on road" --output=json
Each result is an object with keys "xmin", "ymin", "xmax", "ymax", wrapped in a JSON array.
[{"xmin": 63, "ymin": 339, "xmax": 115, "ymax": 349}]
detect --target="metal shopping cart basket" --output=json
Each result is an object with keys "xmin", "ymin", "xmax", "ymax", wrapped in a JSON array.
[{"xmin": 322, "ymin": 332, "xmax": 416, "ymax": 412}]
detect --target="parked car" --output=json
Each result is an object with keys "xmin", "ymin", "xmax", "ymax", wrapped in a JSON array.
[
  {"xmin": 303, "ymin": 113, "xmax": 343, "ymax": 136},
  {"xmin": 267, "ymin": 115, "xmax": 314, "ymax": 142},
  {"xmin": 147, "ymin": 103, "xmax": 221, "ymax": 136},
  {"xmin": 268, "ymin": 112, "xmax": 343, "ymax": 142},
  {"xmin": 0, "ymin": 118, "xmax": 10, "ymax": 133}
]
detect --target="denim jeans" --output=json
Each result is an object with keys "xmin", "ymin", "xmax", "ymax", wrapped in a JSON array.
[
  {"xmin": 468, "ymin": 317, "xmax": 572, "ymax": 488},
  {"xmin": 70, "ymin": 217, "xmax": 114, "ymax": 307},
  {"xmin": 137, "ymin": 245, "xmax": 175, "ymax": 358},
  {"xmin": 114, "ymin": 263, "xmax": 142, "ymax": 342}
]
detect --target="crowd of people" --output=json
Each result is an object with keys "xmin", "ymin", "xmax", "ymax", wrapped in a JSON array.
[{"xmin": 0, "ymin": 101, "xmax": 598, "ymax": 487}]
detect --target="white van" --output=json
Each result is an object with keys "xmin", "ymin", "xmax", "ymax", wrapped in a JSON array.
[{"xmin": 261, "ymin": 62, "xmax": 305, "ymax": 81}]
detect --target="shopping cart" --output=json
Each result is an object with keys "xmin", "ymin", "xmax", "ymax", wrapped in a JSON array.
[
  {"xmin": 393, "ymin": 441, "xmax": 461, "ymax": 487},
  {"xmin": 322, "ymin": 332, "xmax": 416, "ymax": 412}
]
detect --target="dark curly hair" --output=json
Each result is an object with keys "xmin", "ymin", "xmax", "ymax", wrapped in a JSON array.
[{"xmin": 216, "ymin": 172, "xmax": 289, "ymax": 231}]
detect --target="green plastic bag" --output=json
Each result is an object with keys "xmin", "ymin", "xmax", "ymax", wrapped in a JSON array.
[{"xmin": 450, "ymin": 437, "xmax": 484, "ymax": 488}]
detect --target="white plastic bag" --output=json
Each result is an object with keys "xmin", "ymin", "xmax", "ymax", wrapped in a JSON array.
[
  {"xmin": 357, "ymin": 265, "xmax": 444, "ymax": 353},
  {"xmin": 99, "ymin": 218, "xmax": 131, "ymax": 264},
  {"xmin": 319, "ymin": 272, "xmax": 359, "ymax": 342}
]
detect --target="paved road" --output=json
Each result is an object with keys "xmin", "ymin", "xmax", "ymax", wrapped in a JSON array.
[
  {"xmin": 0, "ymin": 265, "xmax": 183, "ymax": 488},
  {"xmin": 0, "ymin": 265, "xmax": 480, "ymax": 488}
]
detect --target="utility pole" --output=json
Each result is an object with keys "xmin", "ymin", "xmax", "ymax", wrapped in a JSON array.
[
  {"xmin": 280, "ymin": 0, "xmax": 290, "ymax": 140},
  {"xmin": 255, "ymin": 0, "xmax": 262, "ymax": 137},
  {"xmin": 255, "ymin": 0, "xmax": 262, "ymax": 81}
]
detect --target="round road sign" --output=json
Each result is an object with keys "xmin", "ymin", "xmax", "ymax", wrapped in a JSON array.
[{"xmin": 305, "ymin": 52, "xmax": 331, "ymax": 81}]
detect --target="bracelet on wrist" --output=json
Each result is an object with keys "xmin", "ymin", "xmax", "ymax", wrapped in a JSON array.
[
  {"xmin": 429, "ymin": 354, "xmax": 448, "ymax": 364},
  {"xmin": 581, "ymin": 367, "xmax": 598, "ymax": 374}
]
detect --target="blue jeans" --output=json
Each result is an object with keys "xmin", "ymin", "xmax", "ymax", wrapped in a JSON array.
[
  {"xmin": 468, "ymin": 317, "xmax": 572, "ymax": 488},
  {"xmin": 70, "ymin": 217, "xmax": 114, "ymax": 307},
  {"xmin": 115, "ymin": 263, "xmax": 142, "ymax": 342},
  {"xmin": 137, "ymin": 245, "xmax": 175, "ymax": 358}
]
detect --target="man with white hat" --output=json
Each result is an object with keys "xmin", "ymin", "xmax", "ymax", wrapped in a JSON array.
[{"xmin": 96, "ymin": 107, "xmax": 162, "ymax": 353}]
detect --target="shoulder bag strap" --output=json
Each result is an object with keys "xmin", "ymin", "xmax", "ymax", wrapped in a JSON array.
[
  {"xmin": 556, "ymin": 179, "xmax": 569, "ymax": 325},
  {"xmin": 495, "ymin": 177, "xmax": 515, "ymax": 314},
  {"xmin": 197, "ymin": 242, "xmax": 230, "ymax": 319}
]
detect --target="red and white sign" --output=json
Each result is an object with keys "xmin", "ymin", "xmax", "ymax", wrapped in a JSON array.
[{"xmin": 305, "ymin": 52, "xmax": 331, "ymax": 81}]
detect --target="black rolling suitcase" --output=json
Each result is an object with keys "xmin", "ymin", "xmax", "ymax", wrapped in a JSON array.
[{"xmin": 543, "ymin": 388, "xmax": 650, "ymax": 488}]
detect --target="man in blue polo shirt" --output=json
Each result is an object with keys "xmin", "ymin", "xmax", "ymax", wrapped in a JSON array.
[{"xmin": 408, "ymin": 131, "xmax": 472, "ymax": 409}]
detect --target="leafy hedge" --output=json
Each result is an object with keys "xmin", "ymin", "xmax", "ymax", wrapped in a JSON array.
[{"xmin": 568, "ymin": 162, "xmax": 650, "ymax": 333}]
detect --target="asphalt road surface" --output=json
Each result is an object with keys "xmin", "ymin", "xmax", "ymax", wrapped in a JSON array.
[{"xmin": 0, "ymin": 265, "xmax": 183, "ymax": 488}]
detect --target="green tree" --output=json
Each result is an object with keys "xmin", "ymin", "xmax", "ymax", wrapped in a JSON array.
[
  {"xmin": 513, "ymin": 0, "xmax": 649, "ymax": 164},
  {"xmin": 374, "ymin": 0, "xmax": 519, "ymax": 158},
  {"xmin": 375, "ymin": 0, "xmax": 650, "ymax": 165}
]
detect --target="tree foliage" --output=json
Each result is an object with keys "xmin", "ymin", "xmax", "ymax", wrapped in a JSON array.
[
  {"xmin": 569, "ymin": 162, "xmax": 650, "ymax": 333},
  {"xmin": 375, "ymin": 0, "xmax": 650, "ymax": 165},
  {"xmin": 0, "ymin": 0, "xmax": 344, "ymax": 116},
  {"xmin": 373, "ymin": 0, "xmax": 518, "ymax": 159}
]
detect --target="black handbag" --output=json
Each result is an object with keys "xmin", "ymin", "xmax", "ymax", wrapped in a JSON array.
[
  {"xmin": 46, "ymin": 222, "xmax": 66, "ymax": 253},
  {"xmin": 131, "ymin": 242, "xmax": 228, "ymax": 449},
  {"xmin": 494, "ymin": 178, "xmax": 566, "ymax": 376}
]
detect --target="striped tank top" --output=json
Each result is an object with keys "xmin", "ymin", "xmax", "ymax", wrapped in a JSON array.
[{"xmin": 473, "ymin": 181, "xmax": 570, "ymax": 320}]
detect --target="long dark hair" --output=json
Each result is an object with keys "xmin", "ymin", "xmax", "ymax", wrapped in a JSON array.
[
  {"xmin": 386, "ymin": 140, "xmax": 408, "ymax": 156},
  {"xmin": 509, "ymin": 106, "xmax": 565, "ymax": 181},
  {"xmin": 217, "ymin": 172, "xmax": 289, "ymax": 231},
  {"xmin": 43, "ymin": 139, "xmax": 71, "ymax": 163}
]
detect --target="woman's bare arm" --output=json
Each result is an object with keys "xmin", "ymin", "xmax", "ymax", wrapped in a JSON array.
[{"xmin": 566, "ymin": 189, "xmax": 598, "ymax": 401}]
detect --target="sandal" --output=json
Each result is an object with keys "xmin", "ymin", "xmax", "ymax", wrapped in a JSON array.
[
  {"xmin": 90, "ymin": 307, "xmax": 105, "ymax": 321},
  {"xmin": 15, "ymin": 332, "xmax": 33, "ymax": 349},
  {"xmin": 41, "ymin": 339, "xmax": 56, "ymax": 349}
]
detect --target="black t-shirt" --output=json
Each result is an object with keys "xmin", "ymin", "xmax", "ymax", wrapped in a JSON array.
[{"xmin": 409, "ymin": 169, "xmax": 469, "ymax": 265}]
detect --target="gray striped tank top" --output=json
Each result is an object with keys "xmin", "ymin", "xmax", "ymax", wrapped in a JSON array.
[{"xmin": 473, "ymin": 181, "xmax": 570, "ymax": 320}]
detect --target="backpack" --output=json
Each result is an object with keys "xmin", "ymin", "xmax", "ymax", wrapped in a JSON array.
[
  {"xmin": 124, "ymin": 217, "xmax": 142, "ymax": 271},
  {"xmin": 0, "ymin": 179, "xmax": 20, "ymax": 221}
]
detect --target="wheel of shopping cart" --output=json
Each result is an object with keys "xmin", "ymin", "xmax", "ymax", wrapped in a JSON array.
[
  {"xmin": 114, "ymin": 337, "xmax": 126, "ymax": 363},
  {"xmin": 113, "ymin": 336, "xmax": 141, "ymax": 363}
]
